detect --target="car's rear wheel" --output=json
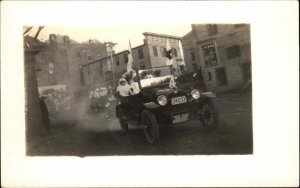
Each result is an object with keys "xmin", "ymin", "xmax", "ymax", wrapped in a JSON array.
[
  {"xmin": 142, "ymin": 109, "xmax": 159, "ymax": 144},
  {"xmin": 198, "ymin": 100, "xmax": 219, "ymax": 130}
]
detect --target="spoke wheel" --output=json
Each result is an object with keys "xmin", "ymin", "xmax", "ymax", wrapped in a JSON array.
[
  {"xmin": 142, "ymin": 109, "xmax": 159, "ymax": 144},
  {"xmin": 198, "ymin": 100, "xmax": 219, "ymax": 131}
]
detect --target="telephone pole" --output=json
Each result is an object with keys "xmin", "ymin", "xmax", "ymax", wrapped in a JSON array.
[{"xmin": 105, "ymin": 42, "xmax": 117, "ymax": 85}]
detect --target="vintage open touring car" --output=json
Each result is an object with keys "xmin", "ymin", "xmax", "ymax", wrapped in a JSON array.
[{"xmin": 115, "ymin": 66, "xmax": 219, "ymax": 144}]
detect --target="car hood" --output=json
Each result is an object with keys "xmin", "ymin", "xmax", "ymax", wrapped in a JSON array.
[{"xmin": 141, "ymin": 85, "xmax": 186, "ymax": 98}]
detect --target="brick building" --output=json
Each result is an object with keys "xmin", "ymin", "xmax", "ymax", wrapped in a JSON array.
[
  {"xmin": 81, "ymin": 32, "xmax": 185, "ymax": 88},
  {"xmin": 182, "ymin": 24, "xmax": 251, "ymax": 92}
]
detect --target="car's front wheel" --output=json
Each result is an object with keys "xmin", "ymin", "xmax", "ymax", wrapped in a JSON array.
[
  {"xmin": 198, "ymin": 100, "xmax": 219, "ymax": 130},
  {"xmin": 142, "ymin": 109, "xmax": 159, "ymax": 144}
]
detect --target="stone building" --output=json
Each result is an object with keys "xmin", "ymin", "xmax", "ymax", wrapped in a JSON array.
[
  {"xmin": 182, "ymin": 24, "xmax": 252, "ymax": 92},
  {"xmin": 24, "ymin": 35, "xmax": 45, "ymax": 148},
  {"xmin": 81, "ymin": 32, "xmax": 185, "ymax": 88},
  {"xmin": 35, "ymin": 35, "xmax": 107, "ymax": 92}
]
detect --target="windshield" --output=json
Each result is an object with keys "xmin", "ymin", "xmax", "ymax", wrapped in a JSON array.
[{"xmin": 138, "ymin": 66, "xmax": 172, "ymax": 88}]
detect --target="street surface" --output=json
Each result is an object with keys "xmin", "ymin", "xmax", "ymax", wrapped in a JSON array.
[{"xmin": 28, "ymin": 91, "xmax": 252, "ymax": 156}]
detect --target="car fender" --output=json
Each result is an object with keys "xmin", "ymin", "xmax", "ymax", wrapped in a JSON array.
[
  {"xmin": 200, "ymin": 91, "xmax": 216, "ymax": 98},
  {"xmin": 142, "ymin": 102, "xmax": 160, "ymax": 109}
]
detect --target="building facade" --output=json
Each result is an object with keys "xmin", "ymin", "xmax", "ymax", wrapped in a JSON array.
[
  {"xmin": 143, "ymin": 32, "xmax": 185, "ymax": 73},
  {"xmin": 181, "ymin": 30, "xmax": 201, "ymax": 71},
  {"xmin": 35, "ymin": 34, "xmax": 107, "ymax": 91},
  {"xmin": 81, "ymin": 44, "xmax": 150, "ymax": 88},
  {"xmin": 81, "ymin": 32, "xmax": 185, "ymax": 88},
  {"xmin": 182, "ymin": 24, "xmax": 251, "ymax": 92}
]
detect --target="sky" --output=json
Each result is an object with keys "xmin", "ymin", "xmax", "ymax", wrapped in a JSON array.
[{"xmin": 27, "ymin": 25, "xmax": 192, "ymax": 53}]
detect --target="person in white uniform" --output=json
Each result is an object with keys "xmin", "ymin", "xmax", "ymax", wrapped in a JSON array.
[{"xmin": 117, "ymin": 78, "xmax": 132, "ymax": 97}]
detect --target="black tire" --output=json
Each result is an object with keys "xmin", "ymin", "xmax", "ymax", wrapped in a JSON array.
[
  {"xmin": 117, "ymin": 107, "xmax": 128, "ymax": 132},
  {"xmin": 120, "ymin": 120, "xmax": 128, "ymax": 132},
  {"xmin": 198, "ymin": 100, "xmax": 219, "ymax": 131},
  {"xmin": 142, "ymin": 109, "xmax": 159, "ymax": 144}
]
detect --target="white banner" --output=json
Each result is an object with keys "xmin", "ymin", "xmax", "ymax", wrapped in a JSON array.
[
  {"xmin": 127, "ymin": 40, "xmax": 133, "ymax": 72},
  {"xmin": 179, "ymin": 40, "xmax": 185, "ymax": 65}
]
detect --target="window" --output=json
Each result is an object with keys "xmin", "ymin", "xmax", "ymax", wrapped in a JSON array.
[
  {"xmin": 161, "ymin": 47, "xmax": 166, "ymax": 57},
  {"xmin": 191, "ymin": 52, "xmax": 196, "ymax": 61},
  {"xmin": 207, "ymin": 72, "xmax": 212, "ymax": 81},
  {"xmin": 140, "ymin": 64, "xmax": 146, "ymax": 69},
  {"xmin": 124, "ymin": 53, "xmax": 128, "ymax": 64},
  {"xmin": 100, "ymin": 63, "xmax": 103, "ymax": 73},
  {"xmin": 76, "ymin": 51, "xmax": 81, "ymax": 58},
  {"xmin": 206, "ymin": 24, "xmax": 218, "ymax": 36},
  {"xmin": 215, "ymin": 67, "xmax": 227, "ymax": 86},
  {"xmin": 226, "ymin": 45, "xmax": 241, "ymax": 59},
  {"xmin": 138, "ymin": 49, "xmax": 144, "ymax": 59},
  {"xmin": 172, "ymin": 48, "xmax": 178, "ymax": 57},
  {"xmin": 241, "ymin": 63, "xmax": 251, "ymax": 82},
  {"xmin": 153, "ymin": 46, "xmax": 158, "ymax": 56},
  {"xmin": 179, "ymin": 65, "xmax": 185, "ymax": 71},
  {"xmin": 80, "ymin": 67, "xmax": 85, "ymax": 86},
  {"xmin": 192, "ymin": 63, "xmax": 197, "ymax": 71},
  {"xmin": 202, "ymin": 43, "xmax": 218, "ymax": 66},
  {"xmin": 104, "ymin": 71, "xmax": 113, "ymax": 81},
  {"xmin": 115, "ymin": 56, "xmax": 120, "ymax": 66}
]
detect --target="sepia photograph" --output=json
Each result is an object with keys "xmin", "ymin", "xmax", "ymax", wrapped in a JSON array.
[
  {"xmin": 24, "ymin": 24, "xmax": 252, "ymax": 156},
  {"xmin": 2, "ymin": 1, "xmax": 298, "ymax": 187}
]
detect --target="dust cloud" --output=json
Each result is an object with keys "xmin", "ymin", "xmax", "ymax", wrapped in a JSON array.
[{"xmin": 48, "ymin": 96, "xmax": 121, "ymax": 133}]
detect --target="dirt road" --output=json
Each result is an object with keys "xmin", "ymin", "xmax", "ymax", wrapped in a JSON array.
[{"xmin": 28, "ymin": 91, "xmax": 252, "ymax": 156}]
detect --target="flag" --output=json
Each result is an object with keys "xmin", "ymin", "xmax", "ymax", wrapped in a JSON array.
[
  {"xmin": 179, "ymin": 40, "xmax": 185, "ymax": 65},
  {"xmin": 168, "ymin": 71, "xmax": 176, "ymax": 90},
  {"xmin": 166, "ymin": 39, "xmax": 173, "ymax": 65},
  {"xmin": 127, "ymin": 40, "xmax": 133, "ymax": 72},
  {"xmin": 169, "ymin": 72, "xmax": 177, "ymax": 89},
  {"xmin": 166, "ymin": 39, "xmax": 176, "ymax": 88}
]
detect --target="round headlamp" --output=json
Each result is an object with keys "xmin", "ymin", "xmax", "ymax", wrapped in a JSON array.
[
  {"xmin": 157, "ymin": 95, "xmax": 167, "ymax": 106},
  {"xmin": 191, "ymin": 89, "xmax": 200, "ymax": 99}
]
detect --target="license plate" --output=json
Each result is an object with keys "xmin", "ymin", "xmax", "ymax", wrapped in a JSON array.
[
  {"xmin": 171, "ymin": 96, "xmax": 187, "ymax": 105},
  {"xmin": 172, "ymin": 113, "xmax": 189, "ymax": 123}
]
